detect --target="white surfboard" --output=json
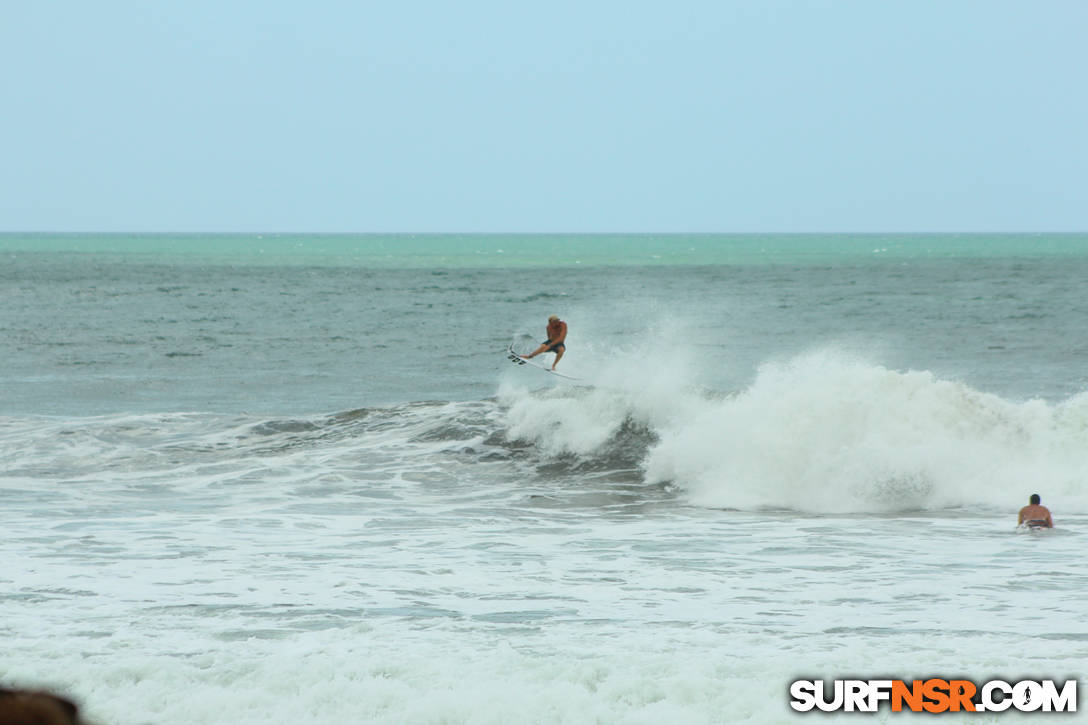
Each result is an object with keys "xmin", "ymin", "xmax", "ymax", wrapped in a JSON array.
[
  {"xmin": 1015, "ymin": 523, "xmax": 1054, "ymax": 534},
  {"xmin": 506, "ymin": 345, "xmax": 581, "ymax": 380}
]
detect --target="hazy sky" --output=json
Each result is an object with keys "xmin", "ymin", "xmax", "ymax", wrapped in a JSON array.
[{"xmin": 3, "ymin": 1, "xmax": 1086, "ymax": 233}]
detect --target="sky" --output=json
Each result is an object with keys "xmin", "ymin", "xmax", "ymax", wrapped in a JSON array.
[{"xmin": 2, "ymin": 0, "xmax": 1086, "ymax": 233}]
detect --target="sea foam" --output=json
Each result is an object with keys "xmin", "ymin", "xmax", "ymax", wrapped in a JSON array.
[{"xmin": 501, "ymin": 347, "xmax": 1088, "ymax": 514}]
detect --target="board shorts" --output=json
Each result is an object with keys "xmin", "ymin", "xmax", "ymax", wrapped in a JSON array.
[
  {"xmin": 542, "ymin": 339, "xmax": 565, "ymax": 352},
  {"xmin": 1024, "ymin": 519, "xmax": 1050, "ymax": 528}
]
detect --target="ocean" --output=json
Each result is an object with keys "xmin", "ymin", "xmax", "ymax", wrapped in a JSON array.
[{"xmin": 2, "ymin": 233, "xmax": 1086, "ymax": 723}]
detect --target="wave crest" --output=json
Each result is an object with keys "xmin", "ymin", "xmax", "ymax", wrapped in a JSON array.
[
  {"xmin": 643, "ymin": 350, "xmax": 1088, "ymax": 513},
  {"xmin": 496, "ymin": 346, "xmax": 1088, "ymax": 513}
]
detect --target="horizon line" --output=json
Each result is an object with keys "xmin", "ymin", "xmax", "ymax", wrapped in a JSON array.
[{"xmin": 2, "ymin": 230, "xmax": 1087, "ymax": 236}]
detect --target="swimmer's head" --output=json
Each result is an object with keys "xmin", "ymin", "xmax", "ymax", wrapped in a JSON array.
[{"xmin": 1030, "ymin": 493, "xmax": 1041, "ymax": 505}]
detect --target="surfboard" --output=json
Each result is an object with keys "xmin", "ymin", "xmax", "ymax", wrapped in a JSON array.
[{"xmin": 506, "ymin": 345, "xmax": 581, "ymax": 380}]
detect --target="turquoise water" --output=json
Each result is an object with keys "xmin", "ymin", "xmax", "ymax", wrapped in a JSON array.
[
  {"xmin": 5, "ymin": 233, "xmax": 1088, "ymax": 415},
  {"xmin": 7, "ymin": 231, "xmax": 1088, "ymax": 499},
  {"xmin": 3, "ymin": 232, "xmax": 1088, "ymax": 267}
]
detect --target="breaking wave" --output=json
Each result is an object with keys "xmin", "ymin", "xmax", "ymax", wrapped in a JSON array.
[{"xmin": 499, "ymin": 348, "xmax": 1088, "ymax": 514}]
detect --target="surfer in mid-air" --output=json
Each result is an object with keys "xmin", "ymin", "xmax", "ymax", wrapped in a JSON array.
[
  {"xmin": 1018, "ymin": 493, "xmax": 1054, "ymax": 528},
  {"xmin": 521, "ymin": 315, "xmax": 567, "ymax": 370}
]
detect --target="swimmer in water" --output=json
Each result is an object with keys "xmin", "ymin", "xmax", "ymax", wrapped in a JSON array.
[{"xmin": 1017, "ymin": 493, "xmax": 1054, "ymax": 528}]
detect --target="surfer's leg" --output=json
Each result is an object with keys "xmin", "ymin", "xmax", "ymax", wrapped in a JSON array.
[
  {"xmin": 551, "ymin": 345, "xmax": 565, "ymax": 369},
  {"xmin": 524, "ymin": 340, "xmax": 552, "ymax": 359}
]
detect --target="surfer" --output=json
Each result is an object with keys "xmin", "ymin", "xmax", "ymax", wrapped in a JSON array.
[
  {"xmin": 522, "ymin": 315, "xmax": 567, "ymax": 370},
  {"xmin": 1018, "ymin": 493, "xmax": 1054, "ymax": 528}
]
